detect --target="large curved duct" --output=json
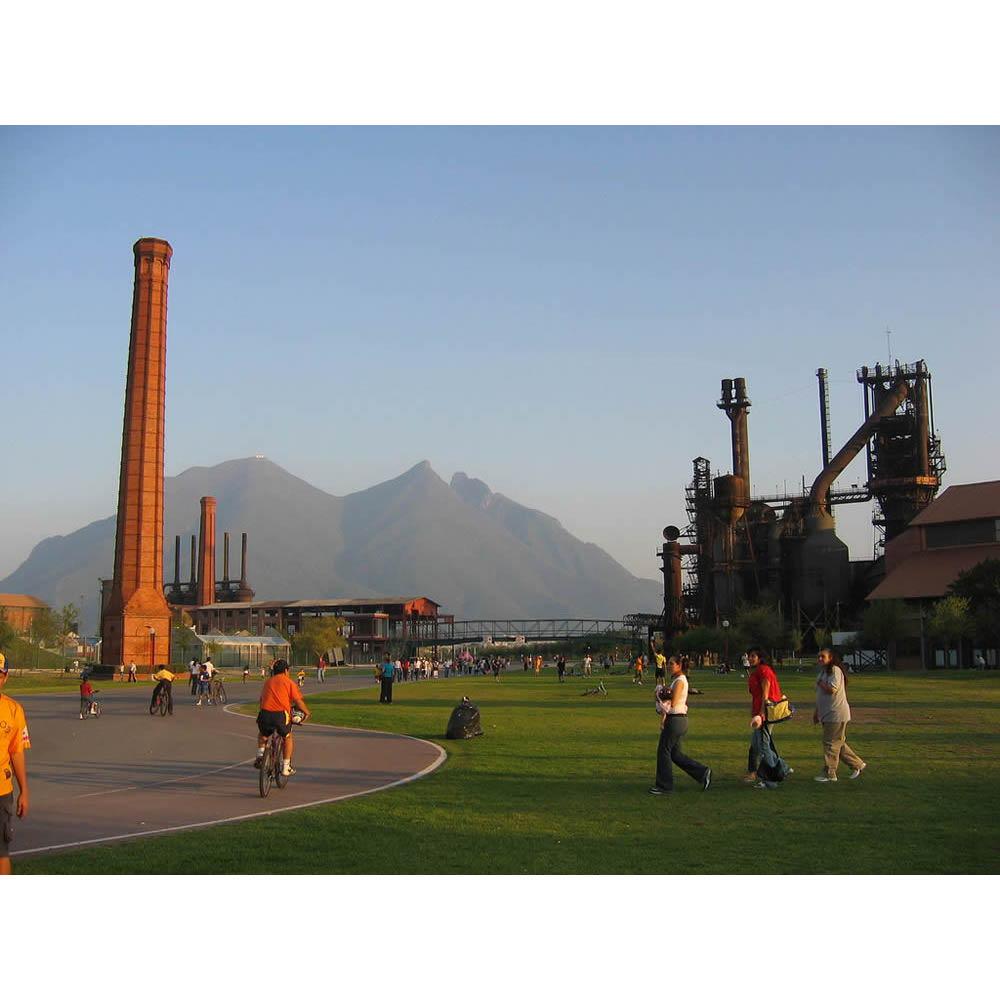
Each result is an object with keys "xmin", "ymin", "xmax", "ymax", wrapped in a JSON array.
[{"xmin": 808, "ymin": 375, "xmax": 909, "ymax": 527}]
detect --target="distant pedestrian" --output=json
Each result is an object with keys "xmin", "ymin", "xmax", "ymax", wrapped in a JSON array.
[
  {"xmin": 317, "ymin": 656, "xmax": 327, "ymax": 683},
  {"xmin": 583, "ymin": 655, "xmax": 593, "ymax": 677},
  {"xmin": 379, "ymin": 656, "xmax": 396, "ymax": 704},
  {"xmin": 632, "ymin": 655, "xmax": 644, "ymax": 685},
  {"xmin": 297, "ymin": 668, "xmax": 307, "ymax": 688},
  {"xmin": 557, "ymin": 655, "xmax": 566, "ymax": 683},
  {"xmin": 650, "ymin": 657, "xmax": 711, "ymax": 795},
  {"xmin": 128, "ymin": 661, "xmax": 137, "ymax": 683},
  {"xmin": 813, "ymin": 648, "xmax": 866, "ymax": 783},
  {"xmin": 242, "ymin": 665, "xmax": 250, "ymax": 684},
  {"xmin": 653, "ymin": 650, "xmax": 666, "ymax": 684},
  {"xmin": 119, "ymin": 663, "xmax": 125, "ymax": 682},
  {"xmin": 189, "ymin": 659, "xmax": 199, "ymax": 695}
]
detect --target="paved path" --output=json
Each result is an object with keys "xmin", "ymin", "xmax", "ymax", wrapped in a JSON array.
[{"xmin": 10, "ymin": 678, "xmax": 445, "ymax": 858}]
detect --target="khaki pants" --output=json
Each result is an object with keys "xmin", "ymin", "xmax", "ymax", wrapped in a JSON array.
[{"xmin": 822, "ymin": 721, "xmax": 864, "ymax": 777}]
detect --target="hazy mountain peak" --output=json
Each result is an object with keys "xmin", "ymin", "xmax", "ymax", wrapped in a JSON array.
[
  {"xmin": 450, "ymin": 472, "xmax": 495, "ymax": 509},
  {"xmin": 1, "ymin": 455, "xmax": 661, "ymax": 629}
]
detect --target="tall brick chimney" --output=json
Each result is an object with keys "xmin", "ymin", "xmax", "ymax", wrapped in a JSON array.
[
  {"xmin": 101, "ymin": 238, "xmax": 173, "ymax": 667},
  {"xmin": 197, "ymin": 496, "xmax": 217, "ymax": 606}
]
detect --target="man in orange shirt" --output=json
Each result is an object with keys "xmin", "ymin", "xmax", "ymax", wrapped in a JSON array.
[
  {"xmin": 256, "ymin": 659, "xmax": 310, "ymax": 776},
  {"xmin": 0, "ymin": 658, "xmax": 30, "ymax": 875}
]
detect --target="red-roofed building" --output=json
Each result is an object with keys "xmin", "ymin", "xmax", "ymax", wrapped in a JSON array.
[
  {"xmin": 868, "ymin": 481, "xmax": 1000, "ymax": 666},
  {"xmin": 0, "ymin": 593, "xmax": 51, "ymax": 634}
]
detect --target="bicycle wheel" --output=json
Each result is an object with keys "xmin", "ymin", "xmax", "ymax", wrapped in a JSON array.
[
  {"xmin": 259, "ymin": 744, "xmax": 272, "ymax": 798},
  {"xmin": 275, "ymin": 750, "xmax": 288, "ymax": 789},
  {"xmin": 159, "ymin": 693, "xmax": 168, "ymax": 716},
  {"xmin": 149, "ymin": 695, "xmax": 159, "ymax": 716},
  {"xmin": 217, "ymin": 685, "xmax": 227, "ymax": 705},
  {"xmin": 93, "ymin": 702, "xmax": 102, "ymax": 718}
]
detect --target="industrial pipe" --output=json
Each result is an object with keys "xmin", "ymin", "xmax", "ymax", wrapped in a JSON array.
[
  {"xmin": 916, "ymin": 360, "xmax": 930, "ymax": 477},
  {"xmin": 189, "ymin": 535, "xmax": 197, "ymax": 586},
  {"xmin": 223, "ymin": 531, "xmax": 230, "ymax": 584},
  {"xmin": 809, "ymin": 375, "xmax": 909, "ymax": 525}
]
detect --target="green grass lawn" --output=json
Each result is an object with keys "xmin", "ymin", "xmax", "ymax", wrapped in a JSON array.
[{"xmin": 17, "ymin": 669, "xmax": 1000, "ymax": 874}]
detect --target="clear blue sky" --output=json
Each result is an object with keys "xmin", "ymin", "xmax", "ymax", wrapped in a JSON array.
[{"xmin": 1, "ymin": 127, "xmax": 997, "ymax": 582}]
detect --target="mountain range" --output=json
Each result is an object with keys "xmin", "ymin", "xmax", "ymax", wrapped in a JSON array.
[{"xmin": 0, "ymin": 458, "xmax": 662, "ymax": 630}]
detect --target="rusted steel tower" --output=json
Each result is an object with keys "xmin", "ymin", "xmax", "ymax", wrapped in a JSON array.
[{"xmin": 101, "ymin": 238, "xmax": 173, "ymax": 667}]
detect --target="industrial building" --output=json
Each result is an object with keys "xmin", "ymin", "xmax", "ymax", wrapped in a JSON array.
[
  {"xmin": 660, "ymin": 360, "xmax": 946, "ymax": 639},
  {"xmin": 189, "ymin": 596, "xmax": 446, "ymax": 663}
]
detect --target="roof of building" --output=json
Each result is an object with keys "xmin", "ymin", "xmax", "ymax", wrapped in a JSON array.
[
  {"xmin": 910, "ymin": 481, "xmax": 1000, "ymax": 527},
  {"xmin": 0, "ymin": 593, "xmax": 49, "ymax": 609},
  {"xmin": 196, "ymin": 596, "xmax": 440, "ymax": 611},
  {"xmin": 868, "ymin": 543, "xmax": 1000, "ymax": 601}
]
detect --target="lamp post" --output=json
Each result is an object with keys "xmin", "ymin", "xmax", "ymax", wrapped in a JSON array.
[
  {"xmin": 722, "ymin": 619, "xmax": 731, "ymax": 670},
  {"xmin": 146, "ymin": 625, "xmax": 157, "ymax": 669}
]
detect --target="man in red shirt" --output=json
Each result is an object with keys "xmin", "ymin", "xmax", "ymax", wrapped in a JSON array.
[
  {"xmin": 744, "ymin": 647, "xmax": 783, "ymax": 783},
  {"xmin": 256, "ymin": 660, "xmax": 310, "ymax": 776}
]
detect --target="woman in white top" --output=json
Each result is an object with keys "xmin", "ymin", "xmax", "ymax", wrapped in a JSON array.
[{"xmin": 651, "ymin": 657, "xmax": 712, "ymax": 795}]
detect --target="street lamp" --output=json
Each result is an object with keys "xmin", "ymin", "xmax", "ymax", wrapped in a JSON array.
[
  {"xmin": 146, "ymin": 625, "xmax": 157, "ymax": 669},
  {"xmin": 722, "ymin": 619, "xmax": 731, "ymax": 670}
]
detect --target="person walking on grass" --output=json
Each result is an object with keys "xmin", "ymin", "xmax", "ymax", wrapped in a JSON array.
[
  {"xmin": 744, "ymin": 646, "xmax": 785, "ymax": 784},
  {"xmin": 128, "ymin": 660, "xmax": 137, "ymax": 683},
  {"xmin": 557, "ymin": 655, "xmax": 566, "ymax": 683},
  {"xmin": 632, "ymin": 654, "xmax": 644, "ymax": 685},
  {"xmin": 814, "ymin": 648, "xmax": 866, "ymax": 783},
  {"xmin": 650, "ymin": 657, "xmax": 711, "ymax": 795}
]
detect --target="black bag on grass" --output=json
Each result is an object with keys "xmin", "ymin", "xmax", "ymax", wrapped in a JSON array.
[{"xmin": 446, "ymin": 696, "xmax": 483, "ymax": 739}]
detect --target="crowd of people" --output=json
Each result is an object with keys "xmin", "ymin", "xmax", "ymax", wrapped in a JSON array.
[{"xmin": 0, "ymin": 639, "xmax": 872, "ymax": 873}]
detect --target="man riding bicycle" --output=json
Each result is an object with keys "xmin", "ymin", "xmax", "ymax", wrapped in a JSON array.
[
  {"xmin": 256, "ymin": 659, "xmax": 310, "ymax": 776},
  {"xmin": 150, "ymin": 665, "xmax": 175, "ymax": 716}
]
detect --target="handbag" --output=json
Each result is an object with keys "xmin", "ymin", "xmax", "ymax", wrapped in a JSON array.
[{"xmin": 765, "ymin": 696, "xmax": 794, "ymax": 724}]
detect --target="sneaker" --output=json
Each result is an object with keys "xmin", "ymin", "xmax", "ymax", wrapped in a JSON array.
[
  {"xmin": 79, "ymin": 713, "xmax": 85, "ymax": 720},
  {"xmin": 849, "ymin": 763, "xmax": 867, "ymax": 780},
  {"xmin": 814, "ymin": 775, "xmax": 838, "ymax": 782},
  {"xmin": 253, "ymin": 757, "xmax": 263, "ymax": 769},
  {"xmin": 742, "ymin": 773, "xmax": 758, "ymax": 784},
  {"xmin": 282, "ymin": 766, "xmax": 296, "ymax": 777},
  {"xmin": 702, "ymin": 768, "xmax": 712, "ymax": 791},
  {"xmin": 752, "ymin": 780, "xmax": 777, "ymax": 790},
  {"xmin": 648, "ymin": 786, "xmax": 670, "ymax": 795}
]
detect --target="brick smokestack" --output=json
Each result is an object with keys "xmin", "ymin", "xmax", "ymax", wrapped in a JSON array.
[
  {"xmin": 197, "ymin": 496, "xmax": 217, "ymax": 606},
  {"xmin": 101, "ymin": 238, "xmax": 173, "ymax": 667}
]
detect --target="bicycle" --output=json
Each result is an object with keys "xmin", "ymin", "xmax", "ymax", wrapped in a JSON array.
[
  {"xmin": 258, "ymin": 712, "xmax": 303, "ymax": 798},
  {"xmin": 83, "ymin": 692, "xmax": 102, "ymax": 718},
  {"xmin": 213, "ymin": 679, "xmax": 227, "ymax": 705},
  {"xmin": 150, "ymin": 685, "xmax": 170, "ymax": 716}
]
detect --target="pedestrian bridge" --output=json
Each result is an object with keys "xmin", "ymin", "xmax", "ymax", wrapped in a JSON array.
[{"xmin": 432, "ymin": 614, "xmax": 661, "ymax": 646}]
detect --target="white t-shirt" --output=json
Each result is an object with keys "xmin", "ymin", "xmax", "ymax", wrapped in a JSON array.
[{"xmin": 666, "ymin": 674, "xmax": 689, "ymax": 715}]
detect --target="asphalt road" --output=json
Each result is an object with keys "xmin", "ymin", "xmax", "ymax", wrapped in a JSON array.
[{"xmin": 10, "ymin": 677, "xmax": 445, "ymax": 858}]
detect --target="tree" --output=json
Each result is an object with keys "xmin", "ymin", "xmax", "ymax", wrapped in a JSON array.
[
  {"xmin": 949, "ymin": 558, "xmax": 1000, "ymax": 650},
  {"xmin": 927, "ymin": 596, "xmax": 974, "ymax": 668},
  {"xmin": 30, "ymin": 607, "xmax": 59, "ymax": 649},
  {"xmin": 291, "ymin": 617, "xmax": 348, "ymax": 666},
  {"xmin": 0, "ymin": 611, "xmax": 16, "ymax": 654},
  {"xmin": 56, "ymin": 603, "xmax": 80, "ymax": 653},
  {"xmin": 813, "ymin": 627, "xmax": 831, "ymax": 651},
  {"xmin": 861, "ymin": 599, "xmax": 908, "ymax": 670},
  {"xmin": 732, "ymin": 602, "xmax": 786, "ymax": 660}
]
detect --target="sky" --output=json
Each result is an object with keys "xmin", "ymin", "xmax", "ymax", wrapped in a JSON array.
[{"xmin": 0, "ymin": 126, "xmax": 997, "ymax": 584}]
